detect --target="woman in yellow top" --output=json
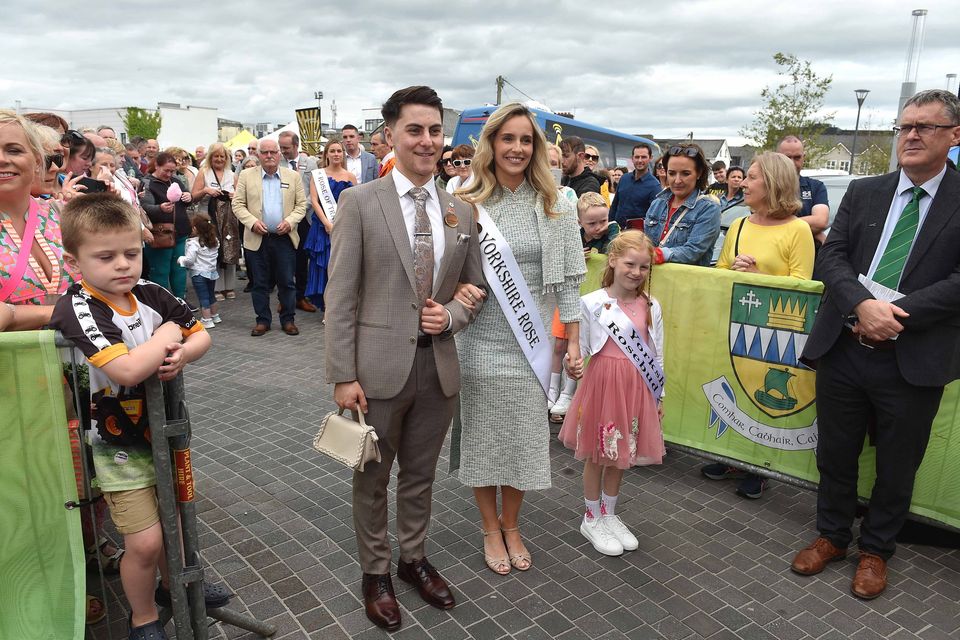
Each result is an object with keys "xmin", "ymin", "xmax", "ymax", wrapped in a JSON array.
[
  {"xmin": 707, "ymin": 151, "xmax": 815, "ymax": 500},
  {"xmin": 716, "ymin": 152, "xmax": 815, "ymax": 279}
]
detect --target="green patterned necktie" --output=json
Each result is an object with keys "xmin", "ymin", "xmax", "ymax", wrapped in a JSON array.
[{"xmin": 872, "ymin": 186, "xmax": 926, "ymax": 289}]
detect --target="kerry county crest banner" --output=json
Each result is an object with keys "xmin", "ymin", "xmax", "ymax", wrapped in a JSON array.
[{"xmin": 652, "ymin": 265, "xmax": 959, "ymax": 530}]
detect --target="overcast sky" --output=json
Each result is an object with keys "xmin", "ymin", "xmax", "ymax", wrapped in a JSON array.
[{"xmin": 6, "ymin": 1, "xmax": 959, "ymax": 144}]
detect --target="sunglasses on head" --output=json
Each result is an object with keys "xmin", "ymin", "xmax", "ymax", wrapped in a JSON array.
[
  {"xmin": 45, "ymin": 153, "xmax": 64, "ymax": 170},
  {"xmin": 584, "ymin": 153, "xmax": 600, "ymax": 161},
  {"xmin": 61, "ymin": 130, "xmax": 85, "ymax": 145},
  {"xmin": 452, "ymin": 158, "xmax": 472, "ymax": 167},
  {"xmin": 668, "ymin": 146, "xmax": 700, "ymax": 158}
]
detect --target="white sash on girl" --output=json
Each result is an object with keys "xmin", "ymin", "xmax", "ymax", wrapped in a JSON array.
[
  {"xmin": 311, "ymin": 168, "xmax": 338, "ymax": 222},
  {"xmin": 475, "ymin": 205, "xmax": 552, "ymax": 396},
  {"xmin": 595, "ymin": 299, "xmax": 665, "ymax": 400}
]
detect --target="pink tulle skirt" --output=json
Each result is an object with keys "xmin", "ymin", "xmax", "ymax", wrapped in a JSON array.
[{"xmin": 558, "ymin": 347, "xmax": 665, "ymax": 469}]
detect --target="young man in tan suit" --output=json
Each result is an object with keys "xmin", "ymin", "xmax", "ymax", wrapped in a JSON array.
[
  {"xmin": 233, "ymin": 138, "xmax": 307, "ymax": 336},
  {"xmin": 325, "ymin": 86, "xmax": 486, "ymax": 631}
]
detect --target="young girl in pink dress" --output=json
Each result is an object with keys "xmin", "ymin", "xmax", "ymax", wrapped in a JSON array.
[{"xmin": 558, "ymin": 230, "xmax": 666, "ymax": 556}]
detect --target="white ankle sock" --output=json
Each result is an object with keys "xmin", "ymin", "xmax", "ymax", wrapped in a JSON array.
[
  {"xmin": 601, "ymin": 492, "xmax": 618, "ymax": 517},
  {"xmin": 560, "ymin": 371, "xmax": 577, "ymax": 396},
  {"xmin": 584, "ymin": 498, "xmax": 601, "ymax": 521}
]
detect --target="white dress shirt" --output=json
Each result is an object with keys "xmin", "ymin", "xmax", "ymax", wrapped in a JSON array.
[
  {"xmin": 346, "ymin": 151, "xmax": 364, "ymax": 184},
  {"xmin": 866, "ymin": 165, "xmax": 947, "ymax": 281},
  {"xmin": 392, "ymin": 168, "xmax": 445, "ymax": 284}
]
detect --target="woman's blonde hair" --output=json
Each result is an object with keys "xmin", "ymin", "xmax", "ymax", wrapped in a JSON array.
[
  {"xmin": 200, "ymin": 142, "xmax": 231, "ymax": 173},
  {"xmin": 750, "ymin": 152, "xmax": 802, "ymax": 219},
  {"xmin": 0, "ymin": 110, "xmax": 45, "ymax": 175},
  {"xmin": 601, "ymin": 230, "xmax": 656, "ymax": 315},
  {"xmin": 322, "ymin": 138, "xmax": 345, "ymax": 168},
  {"xmin": 457, "ymin": 102, "xmax": 558, "ymax": 218}
]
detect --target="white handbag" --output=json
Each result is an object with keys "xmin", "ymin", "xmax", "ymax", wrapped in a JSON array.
[{"xmin": 313, "ymin": 409, "xmax": 381, "ymax": 472}]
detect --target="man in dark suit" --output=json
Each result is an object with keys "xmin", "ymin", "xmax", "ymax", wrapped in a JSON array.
[
  {"xmin": 325, "ymin": 86, "xmax": 485, "ymax": 631},
  {"xmin": 791, "ymin": 89, "xmax": 960, "ymax": 599}
]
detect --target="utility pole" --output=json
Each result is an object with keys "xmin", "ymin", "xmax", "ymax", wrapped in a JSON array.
[
  {"xmin": 496, "ymin": 76, "xmax": 505, "ymax": 105},
  {"xmin": 889, "ymin": 9, "xmax": 928, "ymax": 171}
]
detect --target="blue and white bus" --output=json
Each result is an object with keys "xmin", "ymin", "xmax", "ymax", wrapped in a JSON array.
[{"xmin": 452, "ymin": 106, "xmax": 659, "ymax": 169}]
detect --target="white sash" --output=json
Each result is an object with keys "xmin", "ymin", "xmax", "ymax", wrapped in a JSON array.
[
  {"xmin": 595, "ymin": 298, "xmax": 665, "ymax": 400},
  {"xmin": 475, "ymin": 205, "xmax": 552, "ymax": 395},
  {"xmin": 311, "ymin": 169, "xmax": 338, "ymax": 222}
]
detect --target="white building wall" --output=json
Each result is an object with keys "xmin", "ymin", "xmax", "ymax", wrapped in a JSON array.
[{"xmin": 158, "ymin": 105, "xmax": 219, "ymax": 151}]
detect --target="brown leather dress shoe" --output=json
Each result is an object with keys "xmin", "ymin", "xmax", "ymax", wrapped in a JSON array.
[
  {"xmin": 282, "ymin": 322, "xmax": 299, "ymax": 336},
  {"xmin": 361, "ymin": 573, "xmax": 401, "ymax": 631},
  {"xmin": 297, "ymin": 298, "xmax": 318, "ymax": 312},
  {"xmin": 250, "ymin": 323, "xmax": 270, "ymax": 337},
  {"xmin": 851, "ymin": 552, "xmax": 887, "ymax": 599},
  {"xmin": 397, "ymin": 557, "xmax": 455, "ymax": 610},
  {"xmin": 791, "ymin": 537, "xmax": 847, "ymax": 575}
]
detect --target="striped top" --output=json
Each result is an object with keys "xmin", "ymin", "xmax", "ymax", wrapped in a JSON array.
[{"xmin": 0, "ymin": 198, "xmax": 79, "ymax": 304}]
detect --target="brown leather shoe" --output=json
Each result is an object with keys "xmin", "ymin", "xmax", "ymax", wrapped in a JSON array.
[
  {"xmin": 361, "ymin": 573, "xmax": 401, "ymax": 631},
  {"xmin": 297, "ymin": 298, "xmax": 318, "ymax": 312},
  {"xmin": 851, "ymin": 552, "xmax": 887, "ymax": 599},
  {"xmin": 250, "ymin": 323, "xmax": 270, "ymax": 337},
  {"xmin": 397, "ymin": 557, "xmax": 455, "ymax": 610},
  {"xmin": 282, "ymin": 322, "xmax": 299, "ymax": 336},
  {"xmin": 791, "ymin": 537, "xmax": 847, "ymax": 575}
]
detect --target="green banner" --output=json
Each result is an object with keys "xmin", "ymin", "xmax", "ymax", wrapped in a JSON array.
[
  {"xmin": 0, "ymin": 330, "xmax": 84, "ymax": 640},
  {"xmin": 653, "ymin": 264, "xmax": 960, "ymax": 530}
]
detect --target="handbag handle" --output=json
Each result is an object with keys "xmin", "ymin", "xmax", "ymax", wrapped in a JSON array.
[{"xmin": 337, "ymin": 407, "xmax": 369, "ymax": 427}]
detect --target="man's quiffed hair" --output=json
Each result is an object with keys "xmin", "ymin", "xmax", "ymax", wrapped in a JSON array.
[
  {"xmin": 381, "ymin": 86, "xmax": 443, "ymax": 127},
  {"xmin": 559, "ymin": 136, "xmax": 586, "ymax": 155},
  {"xmin": 62, "ymin": 193, "xmax": 141, "ymax": 254}
]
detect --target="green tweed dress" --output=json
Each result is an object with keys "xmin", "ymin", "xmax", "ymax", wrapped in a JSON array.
[{"xmin": 453, "ymin": 182, "xmax": 581, "ymax": 490}]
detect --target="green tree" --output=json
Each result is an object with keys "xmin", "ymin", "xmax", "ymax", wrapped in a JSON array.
[
  {"xmin": 856, "ymin": 143, "xmax": 891, "ymax": 175},
  {"xmin": 119, "ymin": 107, "xmax": 162, "ymax": 140},
  {"xmin": 740, "ymin": 53, "xmax": 834, "ymax": 166}
]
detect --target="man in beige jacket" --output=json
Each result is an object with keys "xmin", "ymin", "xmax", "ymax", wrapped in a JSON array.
[{"xmin": 233, "ymin": 138, "xmax": 306, "ymax": 336}]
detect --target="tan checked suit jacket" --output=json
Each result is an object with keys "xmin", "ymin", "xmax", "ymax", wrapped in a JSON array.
[
  {"xmin": 325, "ymin": 172, "xmax": 485, "ymax": 399},
  {"xmin": 233, "ymin": 166, "xmax": 307, "ymax": 251}
]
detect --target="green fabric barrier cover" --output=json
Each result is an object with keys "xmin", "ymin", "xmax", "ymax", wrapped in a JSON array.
[
  {"xmin": 0, "ymin": 330, "xmax": 84, "ymax": 640},
  {"xmin": 653, "ymin": 264, "xmax": 959, "ymax": 530}
]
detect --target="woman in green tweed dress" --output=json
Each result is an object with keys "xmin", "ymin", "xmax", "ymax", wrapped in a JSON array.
[{"xmin": 451, "ymin": 103, "xmax": 585, "ymax": 575}]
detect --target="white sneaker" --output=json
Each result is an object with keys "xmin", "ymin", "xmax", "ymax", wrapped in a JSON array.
[
  {"xmin": 550, "ymin": 392, "xmax": 573, "ymax": 419},
  {"xmin": 212, "ymin": 314, "xmax": 222, "ymax": 324},
  {"xmin": 580, "ymin": 517, "xmax": 623, "ymax": 556},
  {"xmin": 601, "ymin": 515, "xmax": 638, "ymax": 551},
  {"xmin": 200, "ymin": 317, "xmax": 215, "ymax": 329}
]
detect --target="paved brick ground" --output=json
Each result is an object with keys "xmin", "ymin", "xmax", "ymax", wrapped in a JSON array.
[{"xmin": 89, "ymin": 290, "xmax": 960, "ymax": 640}]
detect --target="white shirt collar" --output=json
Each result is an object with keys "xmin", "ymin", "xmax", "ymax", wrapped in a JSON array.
[
  {"xmin": 897, "ymin": 164, "xmax": 947, "ymax": 201},
  {"xmin": 393, "ymin": 168, "xmax": 440, "ymax": 203}
]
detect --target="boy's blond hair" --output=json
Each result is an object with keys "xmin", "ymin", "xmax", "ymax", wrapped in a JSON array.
[
  {"xmin": 61, "ymin": 193, "xmax": 142, "ymax": 254},
  {"xmin": 577, "ymin": 191, "xmax": 608, "ymax": 217}
]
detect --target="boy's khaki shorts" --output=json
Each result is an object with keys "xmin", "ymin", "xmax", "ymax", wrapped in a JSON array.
[{"xmin": 102, "ymin": 486, "xmax": 160, "ymax": 535}]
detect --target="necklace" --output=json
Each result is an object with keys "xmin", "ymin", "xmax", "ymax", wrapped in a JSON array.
[{"xmin": 618, "ymin": 294, "xmax": 645, "ymax": 318}]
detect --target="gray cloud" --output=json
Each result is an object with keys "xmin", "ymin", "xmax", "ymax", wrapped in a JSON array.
[{"xmin": 6, "ymin": 0, "xmax": 959, "ymax": 144}]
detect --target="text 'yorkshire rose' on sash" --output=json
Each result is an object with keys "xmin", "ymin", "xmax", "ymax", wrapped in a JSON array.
[
  {"xmin": 475, "ymin": 205, "xmax": 552, "ymax": 395},
  {"xmin": 595, "ymin": 299, "xmax": 665, "ymax": 400},
  {"xmin": 311, "ymin": 169, "xmax": 338, "ymax": 222}
]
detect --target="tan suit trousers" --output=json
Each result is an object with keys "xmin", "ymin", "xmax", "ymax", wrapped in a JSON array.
[{"xmin": 352, "ymin": 344, "xmax": 457, "ymax": 574}]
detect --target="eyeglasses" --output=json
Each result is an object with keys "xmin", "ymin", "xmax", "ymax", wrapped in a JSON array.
[
  {"xmin": 440, "ymin": 158, "xmax": 454, "ymax": 165},
  {"xmin": 893, "ymin": 123, "xmax": 957, "ymax": 137},
  {"xmin": 44, "ymin": 153, "xmax": 64, "ymax": 170},
  {"xmin": 61, "ymin": 130, "xmax": 85, "ymax": 145},
  {"xmin": 584, "ymin": 153, "xmax": 600, "ymax": 162},
  {"xmin": 668, "ymin": 146, "xmax": 700, "ymax": 158},
  {"xmin": 452, "ymin": 159, "xmax": 472, "ymax": 167}
]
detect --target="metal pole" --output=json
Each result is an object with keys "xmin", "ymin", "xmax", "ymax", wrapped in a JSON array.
[
  {"xmin": 849, "ymin": 89, "xmax": 869, "ymax": 175},
  {"xmin": 889, "ymin": 9, "xmax": 929, "ymax": 171}
]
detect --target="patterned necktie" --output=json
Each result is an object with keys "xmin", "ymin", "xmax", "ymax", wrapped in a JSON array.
[
  {"xmin": 873, "ymin": 186, "xmax": 926, "ymax": 289},
  {"xmin": 408, "ymin": 187, "xmax": 434, "ymax": 305}
]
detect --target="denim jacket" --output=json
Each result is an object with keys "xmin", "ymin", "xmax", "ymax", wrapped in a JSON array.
[{"xmin": 643, "ymin": 188, "xmax": 721, "ymax": 266}]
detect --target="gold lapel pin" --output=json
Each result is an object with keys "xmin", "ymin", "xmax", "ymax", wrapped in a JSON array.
[{"xmin": 444, "ymin": 212, "xmax": 459, "ymax": 228}]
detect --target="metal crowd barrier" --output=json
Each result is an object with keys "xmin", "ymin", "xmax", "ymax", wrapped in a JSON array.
[{"xmin": 57, "ymin": 333, "xmax": 276, "ymax": 639}]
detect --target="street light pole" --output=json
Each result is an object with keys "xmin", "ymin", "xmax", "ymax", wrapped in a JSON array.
[
  {"xmin": 314, "ymin": 90, "xmax": 323, "ymax": 136},
  {"xmin": 849, "ymin": 89, "xmax": 869, "ymax": 175}
]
